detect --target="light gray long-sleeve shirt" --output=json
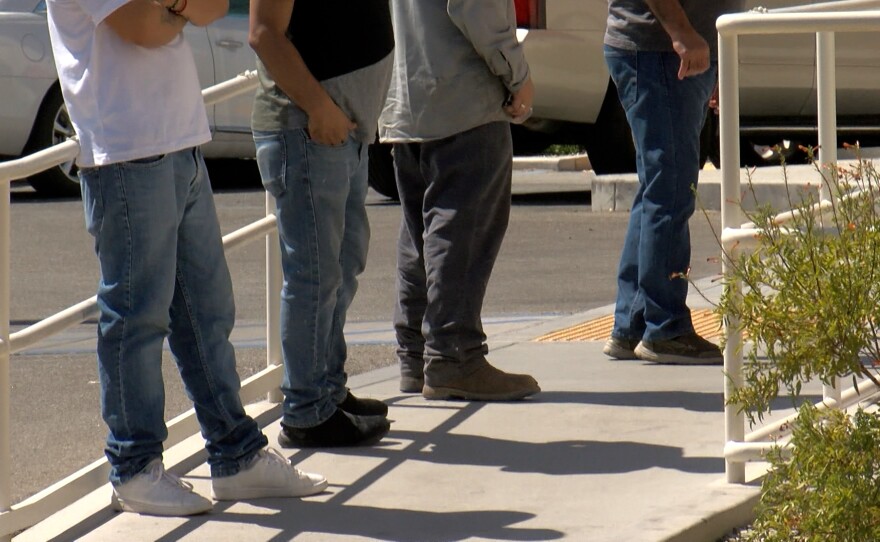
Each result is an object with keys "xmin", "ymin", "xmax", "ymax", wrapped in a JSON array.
[{"xmin": 378, "ymin": 0, "xmax": 530, "ymax": 143}]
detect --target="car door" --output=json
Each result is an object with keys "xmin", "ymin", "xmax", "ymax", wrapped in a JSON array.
[
  {"xmin": 206, "ymin": 0, "xmax": 255, "ymax": 139},
  {"xmin": 739, "ymin": 0, "xmax": 817, "ymax": 119}
]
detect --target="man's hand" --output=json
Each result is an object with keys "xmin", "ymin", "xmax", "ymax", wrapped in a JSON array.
[
  {"xmin": 645, "ymin": 0, "xmax": 710, "ymax": 79},
  {"xmin": 307, "ymin": 98, "xmax": 357, "ymax": 146},
  {"xmin": 250, "ymin": 0, "xmax": 353, "ymax": 145},
  {"xmin": 709, "ymin": 82, "xmax": 719, "ymax": 114},
  {"xmin": 504, "ymin": 76, "xmax": 535, "ymax": 122},
  {"xmin": 671, "ymin": 30, "xmax": 710, "ymax": 79}
]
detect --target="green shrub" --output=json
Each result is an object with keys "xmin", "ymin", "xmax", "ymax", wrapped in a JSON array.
[
  {"xmin": 740, "ymin": 404, "xmax": 880, "ymax": 542},
  {"xmin": 711, "ymin": 148, "xmax": 880, "ymax": 541},
  {"xmin": 717, "ymin": 152, "xmax": 880, "ymax": 421}
]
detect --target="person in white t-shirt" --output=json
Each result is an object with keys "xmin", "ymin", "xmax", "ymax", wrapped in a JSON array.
[{"xmin": 46, "ymin": 0, "xmax": 327, "ymax": 516}]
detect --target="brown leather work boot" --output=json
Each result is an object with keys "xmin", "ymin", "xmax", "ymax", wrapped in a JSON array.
[{"xmin": 423, "ymin": 363, "xmax": 540, "ymax": 401}]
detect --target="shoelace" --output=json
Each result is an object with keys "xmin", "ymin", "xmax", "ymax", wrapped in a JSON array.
[
  {"xmin": 260, "ymin": 447, "xmax": 311, "ymax": 481},
  {"xmin": 145, "ymin": 461, "xmax": 196, "ymax": 492}
]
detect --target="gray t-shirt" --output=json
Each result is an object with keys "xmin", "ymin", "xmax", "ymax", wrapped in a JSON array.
[
  {"xmin": 251, "ymin": 52, "xmax": 393, "ymax": 144},
  {"xmin": 604, "ymin": 0, "xmax": 744, "ymax": 56}
]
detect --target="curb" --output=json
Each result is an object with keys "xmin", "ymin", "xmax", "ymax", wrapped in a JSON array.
[{"xmin": 513, "ymin": 153, "xmax": 590, "ymax": 171}]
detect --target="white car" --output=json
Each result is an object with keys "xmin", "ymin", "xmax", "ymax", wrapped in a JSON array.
[
  {"xmin": 0, "ymin": 0, "xmax": 255, "ymax": 196},
  {"xmin": 512, "ymin": 0, "xmax": 880, "ymax": 173}
]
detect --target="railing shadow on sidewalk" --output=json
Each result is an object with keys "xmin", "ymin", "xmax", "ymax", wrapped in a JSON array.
[{"xmin": 529, "ymin": 390, "xmax": 824, "ymax": 414}]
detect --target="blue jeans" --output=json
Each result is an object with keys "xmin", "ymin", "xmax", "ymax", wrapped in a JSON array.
[
  {"xmin": 604, "ymin": 46, "xmax": 716, "ymax": 342},
  {"xmin": 79, "ymin": 148, "xmax": 267, "ymax": 485},
  {"xmin": 253, "ymin": 129, "xmax": 370, "ymax": 428}
]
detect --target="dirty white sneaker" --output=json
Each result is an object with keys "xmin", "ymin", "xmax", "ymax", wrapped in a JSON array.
[
  {"xmin": 113, "ymin": 459, "xmax": 213, "ymax": 516},
  {"xmin": 212, "ymin": 448, "xmax": 328, "ymax": 500}
]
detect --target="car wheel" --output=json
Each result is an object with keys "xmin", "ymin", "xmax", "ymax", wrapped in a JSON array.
[
  {"xmin": 585, "ymin": 80, "xmax": 637, "ymax": 175},
  {"xmin": 701, "ymin": 109, "xmax": 720, "ymax": 169},
  {"xmin": 367, "ymin": 142, "xmax": 399, "ymax": 200},
  {"xmin": 24, "ymin": 87, "xmax": 81, "ymax": 198}
]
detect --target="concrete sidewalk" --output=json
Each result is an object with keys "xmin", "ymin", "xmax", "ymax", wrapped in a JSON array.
[{"xmin": 16, "ymin": 278, "xmax": 773, "ymax": 542}]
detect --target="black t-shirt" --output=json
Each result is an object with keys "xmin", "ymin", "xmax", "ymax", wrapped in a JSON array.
[{"xmin": 289, "ymin": 0, "xmax": 394, "ymax": 81}]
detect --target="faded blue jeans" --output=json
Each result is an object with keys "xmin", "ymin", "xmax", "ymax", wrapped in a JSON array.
[
  {"xmin": 253, "ymin": 129, "xmax": 370, "ymax": 428},
  {"xmin": 604, "ymin": 46, "xmax": 716, "ymax": 342},
  {"xmin": 79, "ymin": 148, "xmax": 267, "ymax": 485}
]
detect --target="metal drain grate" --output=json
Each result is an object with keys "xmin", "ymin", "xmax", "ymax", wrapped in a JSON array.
[{"xmin": 535, "ymin": 308, "xmax": 722, "ymax": 342}]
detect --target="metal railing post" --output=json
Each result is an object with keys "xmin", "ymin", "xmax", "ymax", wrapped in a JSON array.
[
  {"xmin": 718, "ymin": 29, "xmax": 747, "ymax": 484},
  {"xmin": 266, "ymin": 192, "xmax": 283, "ymax": 403},
  {"xmin": 1, "ymin": 176, "xmax": 12, "ymax": 542},
  {"xmin": 816, "ymin": 31, "xmax": 842, "ymax": 403}
]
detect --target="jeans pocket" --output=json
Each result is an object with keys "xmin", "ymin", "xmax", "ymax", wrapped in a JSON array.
[
  {"xmin": 127, "ymin": 154, "xmax": 167, "ymax": 165},
  {"xmin": 79, "ymin": 170, "xmax": 104, "ymax": 239},
  {"xmin": 304, "ymin": 128, "xmax": 350, "ymax": 150},
  {"xmin": 604, "ymin": 46, "xmax": 638, "ymax": 112},
  {"xmin": 254, "ymin": 132, "xmax": 287, "ymax": 198}
]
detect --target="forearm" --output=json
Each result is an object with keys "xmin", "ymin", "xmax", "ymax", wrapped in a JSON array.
[
  {"xmin": 249, "ymin": 21, "xmax": 335, "ymax": 116},
  {"xmin": 104, "ymin": 1, "xmax": 187, "ymax": 48},
  {"xmin": 170, "ymin": 0, "xmax": 229, "ymax": 27},
  {"xmin": 447, "ymin": 0, "xmax": 529, "ymax": 92},
  {"xmin": 645, "ymin": 0, "xmax": 699, "ymax": 43}
]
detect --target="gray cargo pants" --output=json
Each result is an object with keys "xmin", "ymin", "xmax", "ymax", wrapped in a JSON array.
[{"xmin": 392, "ymin": 121, "xmax": 513, "ymax": 385}]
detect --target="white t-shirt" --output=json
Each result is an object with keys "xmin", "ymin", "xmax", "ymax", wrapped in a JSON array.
[{"xmin": 46, "ymin": 0, "xmax": 211, "ymax": 167}]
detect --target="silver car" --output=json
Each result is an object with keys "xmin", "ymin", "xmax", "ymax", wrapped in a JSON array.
[{"xmin": 0, "ymin": 0, "xmax": 255, "ymax": 196}]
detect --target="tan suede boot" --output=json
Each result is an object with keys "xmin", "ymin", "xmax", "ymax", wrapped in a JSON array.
[{"xmin": 423, "ymin": 363, "xmax": 540, "ymax": 401}]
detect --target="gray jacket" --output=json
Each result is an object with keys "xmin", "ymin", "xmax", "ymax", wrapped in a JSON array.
[{"xmin": 378, "ymin": 0, "xmax": 530, "ymax": 143}]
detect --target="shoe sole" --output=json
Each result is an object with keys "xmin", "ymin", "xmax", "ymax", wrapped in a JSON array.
[
  {"xmin": 422, "ymin": 385, "xmax": 540, "ymax": 401},
  {"xmin": 634, "ymin": 343, "xmax": 723, "ymax": 365},
  {"xmin": 602, "ymin": 343, "xmax": 637, "ymax": 360},
  {"xmin": 277, "ymin": 423, "xmax": 391, "ymax": 448},
  {"xmin": 212, "ymin": 478, "xmax": 329, "ymax": 501},
  {"xmin": 114, "ymin": 495, "xmax": 213, "ymax": 516}
]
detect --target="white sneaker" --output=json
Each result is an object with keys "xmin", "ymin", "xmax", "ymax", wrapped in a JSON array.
[
  {"xmin": 212, "ymin": 448, "xmax": 328, "ymax": 501},
  {"xmin": 113, "ymin": 459, "xmax": 213, "ymax": 516}
]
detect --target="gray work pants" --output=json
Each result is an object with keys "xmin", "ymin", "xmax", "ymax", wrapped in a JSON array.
[{"xmin": 392, "ymin": 121, "xmax": 513, "ymax": 385}]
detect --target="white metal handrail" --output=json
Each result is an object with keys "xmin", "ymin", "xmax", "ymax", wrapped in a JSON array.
[
  {"xmin": 0, "ymin": 70, "xmax": 287, "ymax": 540},
  {"xmin": 717, "ymin": 1, "xmax": 880, "ymax": 483}
]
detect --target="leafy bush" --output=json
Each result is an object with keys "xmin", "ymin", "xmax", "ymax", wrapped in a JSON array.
[
  {"xmin": 740, "ymin": 404, "xmax": 880, "ymax": 542},
  {"xmin": 718, "ymin": 151, "xmax": 880, "ymax": 420},
  {"xmin": 713, "ymin": 148, "xmax": 880, "ymax": 541}
]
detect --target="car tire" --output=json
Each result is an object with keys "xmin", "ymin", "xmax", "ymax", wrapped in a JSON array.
[
  {"xmin": 701, "ymin": 112, "xmax": 800, "ymax": 169},
  {"xmin": 585, "ymin": 80, "xmax": 637, "ymax": 175},
  {"xmin": 367, "ymin": 141, "xmax": 399, "ymax": 200},
  {"xmin": 701, "ymin": 109, "xmax": 720, "ymax": 169},
  {"xmin": 24, "ymin": 87, "xmax": 80, "ymax": 198}
]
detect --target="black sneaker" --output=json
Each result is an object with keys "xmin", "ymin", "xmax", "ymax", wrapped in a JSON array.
[
  {"xmin": 602, "ymin": 336, "xmax": 640, "ymax": 360},
  {"xmin": 634, "ymin": 332, "xmax": 723, "ymax": 365},
  {"xmin": 337, "ymin": 390, "xmax": 388, "ymax": 417},
  {"xmin": 278, "ymin": 409, "xmax": 391, "ymax": 448}
]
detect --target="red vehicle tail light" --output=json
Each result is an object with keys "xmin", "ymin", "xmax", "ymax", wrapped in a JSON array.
[{"xmin": 514, "ymin": 0, "xmax": 544, "ymax": 28}]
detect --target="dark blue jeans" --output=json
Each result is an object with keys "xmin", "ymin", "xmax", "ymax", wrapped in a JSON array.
[
  {"xmin": 604, "ymin": 46, "xmax": 716, "ymax": 342},
  {"xmin": 392, "ymin": 121, "xmax": 512, "ymax": 385}
]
